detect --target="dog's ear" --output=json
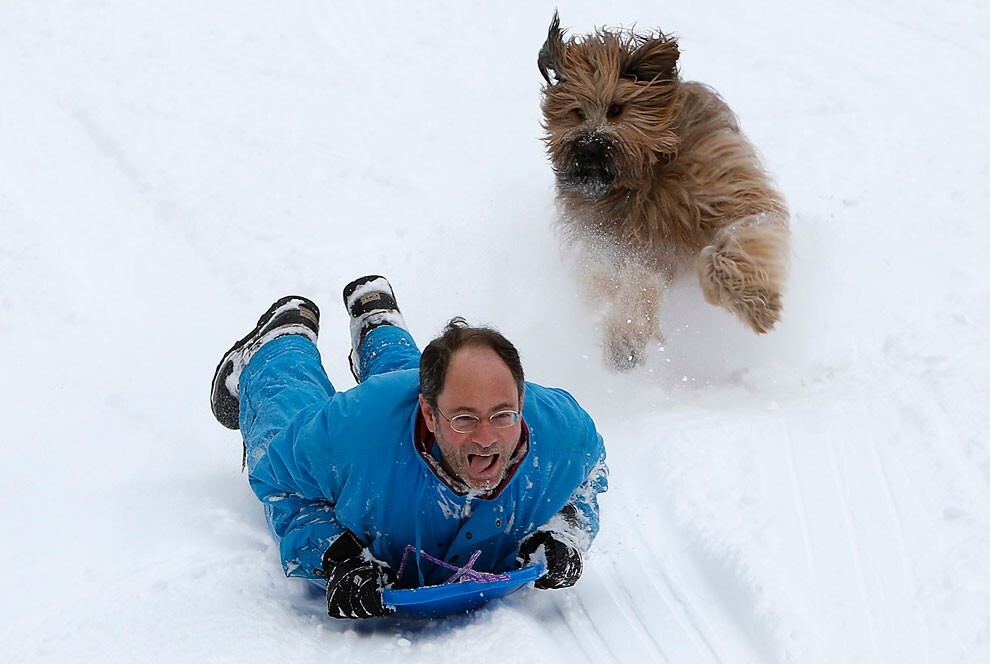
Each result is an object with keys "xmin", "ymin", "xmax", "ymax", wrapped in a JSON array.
[
  {"xmin": 622, "ymin": 34, "xmax": 679, "ymax": 83},
  {"xmin": 538, "ymin": 10, "xmax": 566, "ymax": 86}
]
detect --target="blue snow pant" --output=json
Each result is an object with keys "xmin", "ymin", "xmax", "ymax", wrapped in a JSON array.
[
  {"xmin": 238, "ymin": 324, "xmax": 420, "ymax": 474},
  {"xmin": 236, "ymin": 324, "xmax": 420, "ymax": 589}
]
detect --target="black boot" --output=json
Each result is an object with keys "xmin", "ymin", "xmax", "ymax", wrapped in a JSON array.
[
  {"xmin": 342, "ymin": 276, "xmax": 407, "ymax": 382},
  {"xmin": 210, "ymin": 296, "xmax": 320, "ymax": 430}
]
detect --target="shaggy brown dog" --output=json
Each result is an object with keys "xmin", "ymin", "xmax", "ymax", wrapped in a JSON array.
[{"xmin": 538, "ymin": 13, "xmax": 789, "ymax": 370}]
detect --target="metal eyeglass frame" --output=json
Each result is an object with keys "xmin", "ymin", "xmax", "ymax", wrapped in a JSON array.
[{"xmin": 435, "ymin": 406, "xmax": 520, "ymax": 434}]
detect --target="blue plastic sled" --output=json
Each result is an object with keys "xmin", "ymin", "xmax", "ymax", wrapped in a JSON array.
[{"xmin": 382, "ymin": 562, "xmax": 545, "ymax": 618}]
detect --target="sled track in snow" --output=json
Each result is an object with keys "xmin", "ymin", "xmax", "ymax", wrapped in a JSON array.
[
  {"xmin": 570, "ymin": 376, "xmax": 956, "ymax": 663},
  {"xmin": 554, "ymin": 479, "xmax": 768, "ymax": 663},
  {"xmin": 778, "ymin": 388, "xmax": 937, "ymax": 663}
]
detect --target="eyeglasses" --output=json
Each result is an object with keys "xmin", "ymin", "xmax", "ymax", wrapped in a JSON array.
[{"xmin": 435, "ymin": 406, "xmax": 520, "ymax": 434}]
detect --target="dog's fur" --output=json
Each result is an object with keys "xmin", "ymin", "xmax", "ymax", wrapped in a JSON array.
[{"xmin": 538, "ymin": 13, "xmax": 789, "ymax": 370}]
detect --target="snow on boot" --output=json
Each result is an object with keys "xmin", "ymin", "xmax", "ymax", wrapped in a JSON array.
[
  {"xmin": 342, "ymin": 275, "xmax": 407, "ymax": 382},
  {"xmin": 210, "ymin": 295, "xmax": 320, "ymax": 430}
]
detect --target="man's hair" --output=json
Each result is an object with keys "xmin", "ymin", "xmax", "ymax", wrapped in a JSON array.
[{"xmin": 420, "ymin": 317, "xmax": 525, "ymax": 406}]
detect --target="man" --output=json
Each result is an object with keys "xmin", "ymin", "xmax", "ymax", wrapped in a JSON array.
[{"xmin": 210, "ymin": 275, "xmax": 608, "ymax": 619}]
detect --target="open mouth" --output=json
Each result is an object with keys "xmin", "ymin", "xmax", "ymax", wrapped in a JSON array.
[
  {"xmin": 467, "ymin": 453, "xmax": 500, "ymax": 476},
  {"xmin": 560, "ymin": 168, "xmax": 615, "ymax": 198}
]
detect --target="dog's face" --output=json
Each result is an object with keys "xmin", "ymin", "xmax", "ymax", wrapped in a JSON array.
[{"xmin": 538, "ymin": 13, "xmax": 683, "ymax": 198}]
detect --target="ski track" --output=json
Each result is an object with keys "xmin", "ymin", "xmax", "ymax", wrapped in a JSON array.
[
  {"xmin": 825, "ymin": 424, "xmax": 881, "ymax": 660},
  {"xmin": 572, "ymin": 456, "xmax": 768, "ymax": 664},
  {"xmin": 558, "ymin": 591, "xmax": 617, "ymax": 663},
  {"xmin": 626, "ymin": 527, "xmax": 725, "ymax": 662},
  {"xmin": 785, "ymin": 437, "xmax": 818, "ymax": 586},
  {"xmin": 591, "ymin": 558, "xmax": 669, "ymax": 661},
  {"xmin": 866, "ymin": 430, "xmax": 933, "ymax": 664},
  {"xmin": 877, "ymin": 383, "xmax": 971, "ymax": 664},
  {"xmin": 567, "ymin": 592, "xmax": 623, "ymax": 663},
  {"xmin": 772, "ymin": 385, "xmax": 948, "ymax": 662}
]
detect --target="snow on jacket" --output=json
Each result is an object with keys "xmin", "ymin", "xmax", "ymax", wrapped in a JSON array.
[{"xmin": 243, "ymin": 337, "xmax": 607, "ymax": 587}]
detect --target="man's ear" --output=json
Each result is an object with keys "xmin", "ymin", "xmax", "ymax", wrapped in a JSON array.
[{"xmin": 419, "ymin": 395, "xmax": 437, "ymax": 433}]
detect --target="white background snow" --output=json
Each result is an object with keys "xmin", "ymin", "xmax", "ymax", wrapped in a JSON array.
[{"xmin": 2, "ymin": 1, "xmax": 989, "ymax": 662}]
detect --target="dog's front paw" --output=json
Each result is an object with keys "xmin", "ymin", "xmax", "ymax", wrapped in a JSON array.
[
  {"xmin": 705, "ymin": 279, "xmax": 782, "ymax": 334},
  {"xmin": 735, "ymin": 287, "xmax": 782, "ymax": 333},
  {"xmin": 698, "ymin": 244, "xmax": 783, "ymax": 334}
]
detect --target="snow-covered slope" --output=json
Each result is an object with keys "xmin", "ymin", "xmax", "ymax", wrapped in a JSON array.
[{"xmin": 2, "ymin": 1, "xmax": 988, "ymax": 662}]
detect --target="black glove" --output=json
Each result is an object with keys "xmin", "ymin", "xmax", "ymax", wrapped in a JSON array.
[
  {"xmin": 517, "ymin": 530, "xmax": 584, "ymax": 590},
  {"xmin": 322, "ymin": 531, "xmax": 395, "ymax": 619}
]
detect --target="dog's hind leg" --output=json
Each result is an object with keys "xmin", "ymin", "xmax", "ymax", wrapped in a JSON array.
[{"xmin": 697, "ymin": 213, "xmax": 789, "ymax": 333}]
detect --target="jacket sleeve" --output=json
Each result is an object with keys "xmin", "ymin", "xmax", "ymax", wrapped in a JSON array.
[
  {"xmin": 540, "ymin": 438, "xmax": 608, "ymax": 552},
  {"xmin": 248, "ymin": 407, "xmax": 346, "ymax": 579}
]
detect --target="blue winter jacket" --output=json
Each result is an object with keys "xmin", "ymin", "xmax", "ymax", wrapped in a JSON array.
[{"xmin": 240, "ymin": 331, "xmax": 607, "ymax": 587}]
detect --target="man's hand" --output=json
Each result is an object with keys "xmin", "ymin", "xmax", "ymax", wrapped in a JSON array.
[
  {"xmin": 517, "ymin": 530, "xmax": 584, "ymax": 590},
  {"xmin": 322, "ymin": 531, "xmax": 395, "ymax": 619}
]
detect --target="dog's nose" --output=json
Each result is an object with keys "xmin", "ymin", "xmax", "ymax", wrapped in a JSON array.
[{"xmin": 576, "ymin": 141, "xmax": 607, "ymax": 163}]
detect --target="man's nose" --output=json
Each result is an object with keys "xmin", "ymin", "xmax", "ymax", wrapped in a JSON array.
[{"xmin": 470, "ymin": 418, "xmax": 499, "ymax": 443}]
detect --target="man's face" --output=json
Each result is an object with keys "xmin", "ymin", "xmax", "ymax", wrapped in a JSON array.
[{"xmin": 419, "ymin": 344, "xmax": 523, "ymax": 493}]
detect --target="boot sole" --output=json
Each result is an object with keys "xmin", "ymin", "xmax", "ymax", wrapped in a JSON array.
[{"xmin": 210, "ymin": 296, "xmax": 319, "ymax": 430}]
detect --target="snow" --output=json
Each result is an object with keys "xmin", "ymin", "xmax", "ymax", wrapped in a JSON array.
[{"xmin": 2, "ymin": 1, "xmax": 988, "ymax": 662}]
